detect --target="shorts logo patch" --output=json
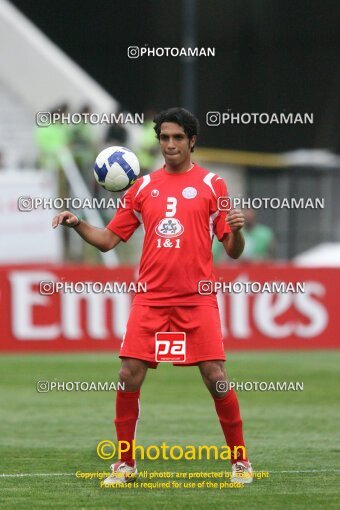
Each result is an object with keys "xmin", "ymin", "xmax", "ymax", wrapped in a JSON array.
[
  {"xmin": 155, "ymin": 218, "xmax": 184, "ymax": 238},
  {"xmin": 182, "ymin": 186, "xmax": 197, "ymax": 199},
  {"xmin": 155, "ymin": 332, "xmax": 186, "ymax": 362}
]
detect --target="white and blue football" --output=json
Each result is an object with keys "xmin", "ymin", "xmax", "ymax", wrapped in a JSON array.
[{"xmin": 93, "ymin": 146, "xmax": 140, "ymax": 192}]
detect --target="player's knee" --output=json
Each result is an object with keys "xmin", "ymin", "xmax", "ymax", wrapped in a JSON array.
[
  {"xmin": 203, "ymin": 367, "xmax": 225, "ymax": 387},
  {"xmin": 118, "ymin": 366, "xmax": 134, "ymax": 384},
  {"xmin": 118, "ymin": 363, "xmax": 144, "ymax": 386}
]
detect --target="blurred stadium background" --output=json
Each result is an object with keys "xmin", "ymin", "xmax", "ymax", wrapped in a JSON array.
[{"xmin": 0, "ymin": 1, "xmax": 339, "ymax": 508}]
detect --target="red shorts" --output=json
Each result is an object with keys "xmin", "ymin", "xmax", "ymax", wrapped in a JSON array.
[{"xmin": 120, "ymin": 304, "xmax": 226, "ymax": 368}]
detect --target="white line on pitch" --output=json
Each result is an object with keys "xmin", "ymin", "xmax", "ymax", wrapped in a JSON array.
[
  {"xmin": 0, "ymin": 473, "xmax": 74, "ymax": 477},
  {"xmin": 270, "ymin": 469, "xmax": 340, "ymax": 473},
  {"xmin": 1, "ymin": 469, "xmax": 340, "ymax": 478}
]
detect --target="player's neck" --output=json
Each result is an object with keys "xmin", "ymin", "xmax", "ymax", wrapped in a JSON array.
[{"xmin": 164, "ymin": 160, "xmax": 194, "ymax": 175}]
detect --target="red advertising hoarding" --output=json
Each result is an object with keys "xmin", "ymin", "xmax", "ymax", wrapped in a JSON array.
[{"xmin": 0, "ymin": 264, "xmax": 339, "ymax": 351}]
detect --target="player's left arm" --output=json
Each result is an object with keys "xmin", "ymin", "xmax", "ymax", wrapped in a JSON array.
[
  {"xmin": 221, "ymin": 209, "xmax": 245, "ymax": 259},
  {"xmin": 211, "ymin": 176, "xmax": 245, "ymax": 259}
]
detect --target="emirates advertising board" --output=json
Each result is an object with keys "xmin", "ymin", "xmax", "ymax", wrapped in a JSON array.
[{"xmin": 0, "ymin": 265, "xmax": 338, "ymax": 352}]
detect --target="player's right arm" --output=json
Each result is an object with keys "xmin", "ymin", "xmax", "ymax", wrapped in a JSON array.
[{"xmin": 52, "ymin": 211, "xmax": 121, "ymax": 252}]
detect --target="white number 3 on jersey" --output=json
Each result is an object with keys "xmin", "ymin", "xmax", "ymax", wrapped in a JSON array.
[{"xmin": 165, "ymin": 197, "xmax": 177, "ymax": 217}]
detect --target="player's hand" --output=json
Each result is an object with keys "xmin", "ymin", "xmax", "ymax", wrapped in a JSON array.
[
  {"xmin": 226, "ymin": 209, "xmax": 245, "ymax": 232},
  {"xmin": 52, "ymin": 211, "xmax": 80, "ymax": 229}
]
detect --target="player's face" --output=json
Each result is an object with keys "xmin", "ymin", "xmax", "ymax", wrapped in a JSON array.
[{"xmin": 159, "ymin": 122, "xmax": 196, "ymax": 168}]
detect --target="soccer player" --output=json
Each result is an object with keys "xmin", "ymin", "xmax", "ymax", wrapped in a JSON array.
[{"xmin": 52, "ymin": 107, "xmax": 253, "ymax": 485}]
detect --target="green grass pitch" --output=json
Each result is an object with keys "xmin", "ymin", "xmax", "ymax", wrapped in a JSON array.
[{"xmin": 0, "ymin": 351, "xmax": 339, "ymax": 509}]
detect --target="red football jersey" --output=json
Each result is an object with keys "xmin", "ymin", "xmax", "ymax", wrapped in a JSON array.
[{"xmin": 107, "ymin": 163, "xmax": 231, "ymax": 306}]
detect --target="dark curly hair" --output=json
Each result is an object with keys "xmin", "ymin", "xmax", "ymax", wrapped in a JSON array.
[{"xmin": 153, "ymin": 107, "xmax": 199, "ymax": 152}]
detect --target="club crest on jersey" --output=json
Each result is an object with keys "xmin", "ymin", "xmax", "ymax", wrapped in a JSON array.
[
  {"xmin": 151, "ymin": 189, "xmax": 159, "ymax": 197},
  {"xmin": 182, "ymin": 186, "xmax": 197, "ymax": 199},
  {"xmin": 155, "ymin": 218, "xmax": 184, "ymax": 238}
]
